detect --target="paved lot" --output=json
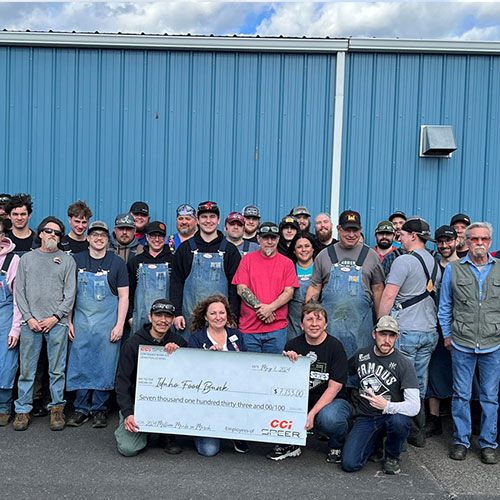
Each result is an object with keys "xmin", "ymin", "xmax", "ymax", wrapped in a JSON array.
[{"xmin": 1, "ymin": 413, "xmax": 499, "ymax": 499}]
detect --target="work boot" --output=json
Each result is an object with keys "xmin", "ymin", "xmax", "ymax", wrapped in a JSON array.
[
  {"xmin": 50, "ymin": 406, "xmax": 66, "ymax": 431},
  {"xmin": 13, "ymin": 413, "xmax": 30, "ymax": 431},
  {"xmin": 0, "ymin": 413, "xmax": 10, "ymax": 426},
  {"xmin": 407, "ymin": 399, "xmax": 426, "ymax": 448},
  {"xmin": 425, "ymin": 414, "xmax": 442, "ymax": 437}
]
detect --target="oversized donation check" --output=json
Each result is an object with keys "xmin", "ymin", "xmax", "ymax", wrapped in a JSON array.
[{"xmin": 134, "ymin": 347, "xmax": 310, "ymax": 445}]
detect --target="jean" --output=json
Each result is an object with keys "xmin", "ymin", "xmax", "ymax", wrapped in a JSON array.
[
  {"xmin": 341, "ymin": 414, "xmax": 411, "ymax": 472},
  {"xmin": 451, "ymin": 346, "xmax": 500, "ymax": 449},
  {"xmin": 194, "ymin": 437, "xmax": 220, "ymax": 457},
  {"xmin": 314, "ymin": 398, "xmax": 352, "ymax": 449},
  {"xmin": 244, "ymin": 328, "xmax": 288, "ymax": 354},
  {"xmin": 0, "ymin": 388, "xmax": 13, "ymax": 414},
  {"xmin": 74, "ymin": 389, "xmax": 111, "ymax": 415},
  {"xmin": 396, "ymin": 329, "xmax": 438, "ymax": 398},
  {"xmin": 15, "ymin": 323, "xmax": 68, "ymax": 413}
]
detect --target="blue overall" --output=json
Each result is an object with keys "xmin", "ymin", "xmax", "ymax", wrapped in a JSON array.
[
  {"xmin": 132, "ymin": 262, "xmax": 170, "ymax": 332},
  {"xmin": 182, "ymin": 238, "xmax": 228, "ymax": 339},
  {"xmin": 287, "ymin": 275, "xmax": 311, "ymax": 341},
  {"xmin": 322, "ymin": 245, "xmax": 374, "ymax": 387},
  {"xmin": 66, "ymin": 254, "xmax": 120, "ymax": 392}
]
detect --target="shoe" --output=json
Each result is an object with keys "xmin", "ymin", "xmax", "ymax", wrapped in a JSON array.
[
  {"xmin": 67, "ymin": 411, "xmax": 89, "ymax": 427},
  {"xmin": 50, "ymin": 406, "xmax": 65, "ymax": 431},
  {"xmin": 449, "ymin": 444, "xmax": 467, "ymax": 461},
  {"xmin": 163, "ymin": 435, "xmax": 182, "ymax": 455},
  {"xmin": 91, "ymin": 411, "xmax": 107, "ymax": 428},
  {"xmin": 32, "ymin": 400, "xmax": 49, "ymax": 417},
  {"xmin": 383, "ymin": 457, "xmax": 401, "ymax": 475},
  {"xmin": 233, "ymin": 440, "xmax": 250, "ymax": 454},
  {"xmin": 425, "ymin": 414, "xmax": 442, "ymax": 437},
  {"xmin": 480, "ymin": 447, "xmax": 498, "ymax": 465},
  {"xmin": 13, "ymin": 413, "xmax": 30, "ymax": 431},
  {"xmin": 0, "ymin": 413, "xmax": 10, "ymax": 426},
  {"xmin": 266, "ymin": 444, "xmax": 302, "ymax": 461},
  {"xmin": 326, "ymin": 448, "xmax": 342, "ymax": 464},
  {"xmin": 317, "ymin": 432, "xmax": 329, "ymax": 442},
  {"xmin": 407, "ymin": 430, "xmax": 426, "ymax": 448}
]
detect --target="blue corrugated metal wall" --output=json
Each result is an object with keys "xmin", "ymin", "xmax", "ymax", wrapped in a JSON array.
[
  {"xmin": 0, "ymin": 46, "xmax": 336, "ymax": 231},
  {"xmin": 342, "ymin": 52, "xmax": 500, "ymax": 247}
]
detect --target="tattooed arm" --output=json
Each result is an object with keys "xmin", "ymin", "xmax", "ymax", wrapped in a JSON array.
[
  {"xmin": 305, "ymin": 283, "xmax": 322, "ymax": 303},
  {"xmin": 237, "ymin": 284, "xmax": 261, "ymax": 309}
]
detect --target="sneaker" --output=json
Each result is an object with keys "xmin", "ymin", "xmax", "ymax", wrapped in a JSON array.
[
  {"xmin": 449, "ymin": 444, "xmax": 467, "ymax": 461},
  {"xmin": 50, "ymin": 406, "xmax": 65, "ymax": 431},
  {"xmin": 326, "ymin": 448, "xmax": 342, "ymax": 464},
  {"xmin": 233, "ymin": 440, "xmax": 250, "ymax": 454},
  {"xmin": 67, "ymin": 411, "xmax": 89, "ymax": 427},
  {"xmin": 383, "ymin": 457, "xmax": 401, "ymax": 475},
  {"xmin": 13, "ymin": 412, "xmax": 30, "ymax": 431},
  {"xmin": 0, "ymin": 413, "xmax": 10, "ymax": 426},
  {"xmin": 163, "ymin": 435, "xmax": 182, "ymax": 455},
  {"xmin": 425, "ymin": 415, "xmax": 442, "ymax": 437},
  {"xmin": 91, "ymin": 410, "xmax": 107, "ymax": 428},
  {"xmin": 480, "ymin": 447, "xmax": 498, "ymax": 465},
  {"xmin": 266, "ymin": 444, "xmax": 302, "ymax": 461}
]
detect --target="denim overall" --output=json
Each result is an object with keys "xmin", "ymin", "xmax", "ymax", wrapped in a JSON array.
[
  {"xmin": 66, "ymin": 254, "xmax": 119, "ymax": 391},
  {"xmin": 182, "ymin": 238, "xmax": 228, "ymax": 338},
  {"xmin": 287, "ymin": 275, "xmax": 311, "ymax": 341},
  {"xmin": 0, "ymin": 255, "xmax": 17, "ymax": 391},
  {"xmin": 132, "ymin": 262, "xmax": 170, "ymax": 332},
  {"xmin": 322, "ymin": 245, "xmax": 374, "ymax": 386}
]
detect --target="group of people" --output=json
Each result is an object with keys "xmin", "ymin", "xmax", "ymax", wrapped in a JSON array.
[{"xmin": 0, "ymin": 191, "xmax": 499, "ymax": 475}]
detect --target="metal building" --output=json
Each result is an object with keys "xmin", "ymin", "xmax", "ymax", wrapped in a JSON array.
[{"xmin": 0, "ymin": 32, "xmax": 499, "ymax": 246}]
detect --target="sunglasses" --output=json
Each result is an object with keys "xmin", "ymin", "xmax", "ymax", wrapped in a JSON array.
[
  {"xmin": 42, "ymin": 228, "xmax": 63, "ymax": 237},
  {"xmin": 151, "ymin": 303, "xmax": 176, "ymax": 314},
  {"xmin": 468, "ymin": 237, "xmax": 491, "ymax": 243}
]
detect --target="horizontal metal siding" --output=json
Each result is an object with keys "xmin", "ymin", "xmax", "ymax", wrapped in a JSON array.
[
  {"xmin": 0, "ymin": 46, "xmax": 335, "ymax": 231},
  {"xmin": 342, "ymin": 52, "xmax": 500, "ymax": 248}
]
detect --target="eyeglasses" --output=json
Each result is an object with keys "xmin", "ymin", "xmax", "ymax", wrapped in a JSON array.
[
  {"xmin": 42, "ymin": 228, "xmax": 63, "ymax": 237},
  {"xmin": 90, "ymin": 231, "xmax": 108, "ymax": 239},
  {"xmin": 436, "ymin": 239, "xmax": 454, "ymax": 246},
  {"xmin": 468, "ymin": 237, "xmax": 491, "ymax": 243},
  {"xmin": 147, "ymin": 233, "xmax": 165, "ymax": 239},
  {"xmin": 259, "ymin": 226, "xmax": 279, "ymax": 234}
]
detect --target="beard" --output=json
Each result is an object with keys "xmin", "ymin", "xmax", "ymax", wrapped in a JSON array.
[
  {"xmin": 263, "ymin": 247, "xmax": 274, "ymax": 257},
  {"xmin": 45, "ymin": 238, "xmax": 58, "ymax": 251},
  {"xmin": 376, "ymin": 238, "xmax": 392, "ymax": 250},
  {"xmin": 457, "ymin": 235, "xmax": 466, "ymax": 249},
  {"xmin": 178, "ymin": 226, "xmax": 195, "ymax": 237},
  {"xmin": 316, "ymin": 228, "xmax": 332, "ymax": 243}
]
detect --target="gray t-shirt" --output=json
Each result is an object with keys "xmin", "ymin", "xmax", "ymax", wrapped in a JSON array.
[
  {"xmin": 386, "ymin": 249, "xmax": 441, "ymax": 332},
  {"xmin": 236, "ymin": 240, "xmax": 259, "ymax": 256},
  {"xmin": 16, "ymin": 248, "xmax": 77, "ymax": 325},
  {"xmin": 311, "ymin": 243, "xmax": 385, "ymax": 300}
]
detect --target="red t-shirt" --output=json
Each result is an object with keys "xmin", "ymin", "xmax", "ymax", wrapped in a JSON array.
[{"xmin": 232, "ymin": 250, "xmax": 299, "ymax": 333}]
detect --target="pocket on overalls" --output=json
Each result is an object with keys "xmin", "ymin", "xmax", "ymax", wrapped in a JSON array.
[
  {"xmin": 210, "ymin": 262, "xmax": 222, "ymax": 281},
  {"xmin": 348, "ymin": 274, "xmax": 360, "ymax": 296},
  {"xmin": 156, "ymin": 271, "xmax": 167, "ymax": 290},
  {"xmin": 94, "ymin": 280, "xmax": 106, "ymax": 301}
]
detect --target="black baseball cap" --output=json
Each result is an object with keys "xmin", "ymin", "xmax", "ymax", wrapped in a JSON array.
[
  {"xmin": 389, "ymin": 211, "xmax": 407, "ymax": 222},
  {"xmin": 450, "ymin": 213, "xmax": 471, "ymax": 226},
  {"xmin": 435, "ymin": 225, "xmax": 457, "ymax": 240},
  {"xmin": 130, "ymin": 201, "xmax": 149, "ymax": 216},
  {"xmin": 280, "ymin": 215, "xmax": 300, "ymax": 231},
  {"xmin": 197, "ymin": 201, "xmax": 220, "ymax": 217},
  {"xmin": 146, "ymin": 221, "xmax": 167, "ymax": 236},
  {"xmin": 258, "ymin": 222, "xmax": 280, "ymax": 237},
  {"xmin": 150, "ymin": 299, "xmax": 176, "ymax": 316},
  {"xmin": 339, "ymin": 210, "xmax": 361, "ymax": 229},
  {"xmin": 401, "ymin": 216, "xmax": 433, "ymax": 242}
]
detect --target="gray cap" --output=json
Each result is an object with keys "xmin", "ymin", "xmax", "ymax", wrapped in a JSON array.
[
  {"xmin": 88, "ymin": 221, "xmax": 109, "ymax": 234},
  {"xmin": 291, "ymin": 206, "xmax": 311, "ymax": 217},
  {"xmin": 375, "ymin": 316, "xmax": 399, "ymax": 335},
  {"xmin": 243, "ymin": 205, "xmax": 260, "ymax": 218},
  {"xmin": 114, "ymin": 213, "xmax": 135, "ymax": 229}
]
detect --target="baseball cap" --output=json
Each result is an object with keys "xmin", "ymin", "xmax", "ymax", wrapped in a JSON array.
[
  {"xmin": 389, "ymin": 211, "xmax": 407, "ymax": 222},
  {"xmin": 450, "ymin": 213, "xmax": 471, "ymax": 226},
  {"xmin": 375, "ymin": 220, "xmax": 395, "ymax": 234},
  {"xmin": 243, "ymin": 205, "xmax": 260, "ymax": 218},
  {"xmin": 375, "ymin": 316, "xmax": 399, "ymax": 335},
  {"xmin": 150, "ymin": 299, "xmax": 176, "ymax": 316},
  {"xmin": 130, "ymin": 201, "xmax": 149, "ymax": 216},
  {"xmin": 339, "ymin": 210, "xmax": 362, "ymax": 229},
  {"xmin": 290, "ymin": 206, "xmax": 311, "ymax": 217},
  {"xmin": 258, "ymin": 222, "xmax": 280, "ymax": 237},
  {"xmin": 197, "ymin": 201, "xmax": 220, "ymax": 217},
  {"xmin": 88, "ymin": 221, "xmax": 109, "ymax": 234},
  {"xmin": 401, "ymin": 216, "xmax": 433, "ymax": 242},
  {"xmin": 435, "ymin": 225, "xmax": 457, "ymax": 241},
  {"xmin": 176, "ymin": 204, "xmax": 196, "ymax": 219},
  {"xmin": 146, "ymin": 221, "xmax": 167, "ymax": 236},
  {"xmin": 114, "ymin": 213, "xmax": 135, "ymax": 229},
  {"xmin": 279, "ymin": 215, "xmax": 300, "ymax": 231},
  {"xmin": 225, "ymin": 212, "xmax": 245, "ymax": 225}
]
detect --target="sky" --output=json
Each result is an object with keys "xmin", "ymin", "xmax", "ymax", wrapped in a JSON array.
[{"xmin": 1, "ymin": 2, "xmax": 500, "ymax": 41}]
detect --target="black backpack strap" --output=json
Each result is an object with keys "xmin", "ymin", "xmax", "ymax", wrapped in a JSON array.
[
  {"xmin": 242, "ymin": 240, "xmax": 250, "ymax": 253},
  {"xmin": 219, "ymin": 238, "xmax": 227, "ymax": 252},
  {"xmin": 355, "ymin": 245, "xmax": 370, "ymax": 267},
  {"xmin": 327, "ymin": 244, "xmax": 338, "ymax": 265},
  {"xmin": 399, "ymin": 251, "xmax": 437, "ymax": 310},
  {"xmin": 1, "ymin": 252, "xmax": 14, "ymax": 274}
]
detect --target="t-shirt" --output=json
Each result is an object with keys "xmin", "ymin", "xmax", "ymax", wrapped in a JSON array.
[
  {"xmin": 60, "ymin": 234, "xmax": 89, "ymax": 254},
  {"xmin": 296, "ymin": 263, "xmax": 313, "ymax": 278},
  {"xmin": 236, "ymin": 240, "xmax": 259, "ymax": 255},
  {"xmin": 311, "ymin": 243, "xmax": 385, "ymax": 300},
  {"xmin": 386, "ymin": 249, "xmax": 441, "ymax": 332},
  {"xmin": 285, "ymin": 334, "xmax": 348, "ymax": 407},
  {"xmin": 73, "ymin": 250, "xmax": 129, "ymax": 296},
  {"xmin": 349, "ymin": 346, "xmax": 419, "ymax": 417},
  {"xmin": 232, "ymin": 250, "xmax": 298, "ymax": 333},
  {"xmin": 457, "ymin": 249, "xmax": 468, "ymax": 258},
  {"xmin": 6, "ymin": 231, "xmax": 35, "ymax": 254}
]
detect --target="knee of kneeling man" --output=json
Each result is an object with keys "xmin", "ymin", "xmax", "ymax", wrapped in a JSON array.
[
  {"xmin": 341, "ymin": 459, "xmax": 363, "ymax": 473},
  {"xmin": 117, "ymin": 444, "xmax": 140, "ymax": 457}
]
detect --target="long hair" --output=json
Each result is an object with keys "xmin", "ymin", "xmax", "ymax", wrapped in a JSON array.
[
  {"xmin": 190, "ymin": 294, "xmax": 237, "ymax": 333},
  {"xmin": 287, "ymin": 232, "xmax": 319, "ymax": 263},
  {"xmin": 34, "ymin": 216, "xmax": 66, "ymax": 249}
]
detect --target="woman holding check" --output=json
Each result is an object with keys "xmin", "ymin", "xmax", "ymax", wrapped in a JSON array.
[{"xmin": 188, "ymin": 294, "xmax": 248, "ymax": 456}]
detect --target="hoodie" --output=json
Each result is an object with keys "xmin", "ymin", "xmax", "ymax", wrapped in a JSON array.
[
  {"xmin": 0, "ymin": 236, "xmax": 22, "ymax": 339},
  {"xmin": 115, "ymin": 324, "xmax": 187, "ymax": 419},
  {"xmin": 109, "ymin": 232, "xmax": 144, "ymax": 264}
]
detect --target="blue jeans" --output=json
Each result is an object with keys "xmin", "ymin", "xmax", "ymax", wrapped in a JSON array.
[
  {"xmin": 244, "ymin": 328, "xmax": 288, "ymax": 354},
  {"xmin": 396, "ymin": 329, "xmax": 438, "ymax": 398},
  {"xmin": 194, "ymin": 437, "xmax": 220, "ymax": 457},
  {"xmin": 74, "ymin": 389, "xmax": 111, "ymax": 415},
  {"xmin": 451, "ymin": 346, "xmax": 500, "ymax": 449},
  {"xmin": 314, "ymin": 398, "xmax": 352, "ymax": 449},
  {"xmin": 0, "ymin": 388, "xmax": 13, "ymax": 414},
  {"xmin": 341, "ymin": 414, "xmax": 411, "ymax": 472},
  {"xmin": 15, "ymin": 323, "xmax": 68, "ymax": 413}
]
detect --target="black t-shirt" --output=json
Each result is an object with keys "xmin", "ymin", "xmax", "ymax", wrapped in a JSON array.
[
  {"xmin": 6, "ymin": 230, "xmax": 35, "ymax": 254},
  {"xmin": 61, "ymin": 234, "xmax": 89, "ymax": 254},
  {"xmin": 457, "ymin": 249, "xmax": 468, "ymax": 258},
  {"xmin": 348, "ymin": 346, "xmax": 419, "ymax": 417},
  {"xmin": 285, "ymin": 333, "xmax": 348, "ymax": 408}
]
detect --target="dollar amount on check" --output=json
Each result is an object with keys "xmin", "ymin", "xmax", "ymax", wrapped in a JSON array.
[{"xmin": 134, "ymin": 347, "xmax": 310, "ymax": 445}]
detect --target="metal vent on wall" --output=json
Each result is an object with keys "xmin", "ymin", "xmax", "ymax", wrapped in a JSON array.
[{"xmin": 419, "ymin": 125, "xmax": 457, "ymax": 158}]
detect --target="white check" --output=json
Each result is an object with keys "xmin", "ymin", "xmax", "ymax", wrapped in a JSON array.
[{"xmin": 134, "ymin": 347, "xmax": 310, "ymax": 445}]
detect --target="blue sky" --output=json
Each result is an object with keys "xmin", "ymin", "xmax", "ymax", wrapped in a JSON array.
[{"xmin": 1, "ymin": 2, "xmax": 500, "ymax": 40}]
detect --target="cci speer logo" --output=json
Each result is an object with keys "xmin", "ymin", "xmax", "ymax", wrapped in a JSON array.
[
  {"xmin": 261, "ymin": 419, "xmax": 300, "ymax": 438},
  {"xmin": 140, "ymin": 346, "xmax": 152, "ymax": 352}
]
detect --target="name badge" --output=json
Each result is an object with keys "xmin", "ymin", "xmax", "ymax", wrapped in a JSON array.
[
  {"xmin": 340, "ymin": 267, "xmax": 351, "ymax": 273},
  {"xmin": 148, "ymin": 264, "xmax": 158, "ymax": 269},
  {"xmin": 203, "ymin": 253, "xmax": 213, "ymax": 259}
]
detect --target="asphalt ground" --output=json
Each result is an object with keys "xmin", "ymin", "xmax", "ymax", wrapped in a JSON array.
[{"xmin": 1, "ymin": 411, "xmax": 499, "ymax": 499}]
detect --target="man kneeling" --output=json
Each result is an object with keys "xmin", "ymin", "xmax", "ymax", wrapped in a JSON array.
[
  {"xmin": 341, "ymin": 316, "xmax": 420, "ymax": 475},
  {"xmin": 114, "ymin": 299, "xmax": 187, "ymax": 456},
  {"xmin": 268, "ymin": 302, "xmax": 351, "ymax": 463}
]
